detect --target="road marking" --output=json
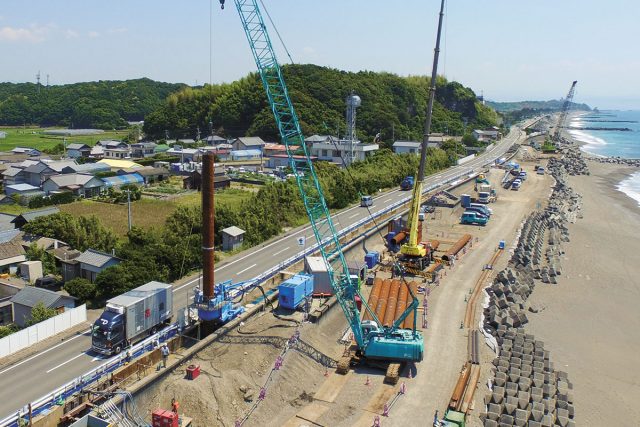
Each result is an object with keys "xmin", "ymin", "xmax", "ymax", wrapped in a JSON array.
[
  {"xmin": 174, "ymin": 276, "xmax": 200, "ymax": 292},
  {"xmin": 236, "ymin": 263, "xmax": 257, "ymax": 275},
  {"xmin": 0, "ymin": 330, "xmax": 90, "ymax": 376},
  {"xmin": 383, "ymin": 198, "xmax": 393, "ymax": 203},
  {"xmin": 46, "ymin": 353, "xmax": 85, "ymax": 374},
  {"xmin": 272, "ymin": 246, "xmax": 290, "ymax": 256},
  {"xmin": 349, "ymin": 213, "xmax": 359, "ymax": 219}
]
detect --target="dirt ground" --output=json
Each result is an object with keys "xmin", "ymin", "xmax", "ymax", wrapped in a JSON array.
[{"xmin": 133, "ymin": 149, "xmax": 557, "ymax": 426}]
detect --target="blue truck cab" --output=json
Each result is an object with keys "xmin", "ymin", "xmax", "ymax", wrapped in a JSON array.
[{"xmin": 400, "ymin": 176, "xmax": 415, "ymax": 191}]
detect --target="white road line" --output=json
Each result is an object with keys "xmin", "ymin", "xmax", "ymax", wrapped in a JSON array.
[
  {"xmin": 236, "ymin": 263, "xmax": 257, "ymax": 275},
  {"xmin": 46, "ymin": 353, "xmax": 85, "ymax": 374},
  {"xmin": 0, "ymin": 330, "xmax": 90, "ymax": 376},
  {"xmin": 272, "ymin": 246, "xmax": 290, "ymax": 256},
  {"xmin": 349, "ymin": 213, "xmax": 359, "ymax": 219},
  {"xmin": 383, "ymin": 198, "xmax": 393, "ymax": 203},
  {"xmin": 174, "ymin": 276, "xmax": 201, "ymax": 292}
]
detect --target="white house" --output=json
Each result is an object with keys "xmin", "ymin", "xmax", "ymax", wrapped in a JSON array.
[
  {"xmin": 305, "ymin": 135, "xmax": 378, "ymax": 166},
  {"xmin": 473, "ymin": 128, "xmax": 500, "ymax": 143},
  {"xmin": 232, "ymin": 137, "xmax": 265, "ymax": 152},
  {"xmin": 392, "ymin": 141, "xmax": 421, "ymax": 155},
  {"xmin": 42, "ymin": 173, "xmax": 105, "ymax": 197}
]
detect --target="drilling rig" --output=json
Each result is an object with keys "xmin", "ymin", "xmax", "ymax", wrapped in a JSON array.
[
  {"xmin": 220, "ymin": 0, "xmax": 423, "ymax": 380},
  {"xmin": 398, "ymin": 0, "xmax": 446, "ymax": 272},
  {"xmin": 552, "ymin": 80, "xmax": 578, "ymax": 142}
]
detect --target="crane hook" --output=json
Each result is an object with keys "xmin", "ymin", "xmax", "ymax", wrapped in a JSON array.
[{"xmin": 219, "ymin": 0, "xmax": 225, "ymax": 9}]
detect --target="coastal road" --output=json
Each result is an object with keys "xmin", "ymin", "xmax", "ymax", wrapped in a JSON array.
[{"xmin": 0, "ymin": 124, "xmax": 530, "ymax": 420}]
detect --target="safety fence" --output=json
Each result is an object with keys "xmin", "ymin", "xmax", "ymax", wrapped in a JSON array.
[{"xmin": 0, "ymin": 304, "xmax": 87, "ymax": 358}]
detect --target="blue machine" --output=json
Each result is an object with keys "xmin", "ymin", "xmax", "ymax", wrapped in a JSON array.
[
  {"xmin": 400, "ymin": 176, "xmax": 415, "ymax": 191},
  {"xmin": 278, "ymin": 273, "xmax": 313, "ymax": 310},
  {"xmin": 364, "ymin": 251, "xmax": 380, "ymax": 269},
  {"xmin": 194, "ymin": 280, "xmax": 251, "ymax": 323}
]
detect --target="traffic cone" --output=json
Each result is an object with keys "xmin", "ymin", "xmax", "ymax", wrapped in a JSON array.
[
  {"xmin": 383, "ymin": 403, "xmax": 390, "ymax": 417},
  {"xmin": 400, "ymin": 382, "xmax": 407, "ymax": 394},
  {"xmin": 324, "ymin": 368, "xmax": 329, "ymax": 377}
]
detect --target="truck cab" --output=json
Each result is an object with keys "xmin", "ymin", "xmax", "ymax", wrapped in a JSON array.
[
  {"xmin": 92, "ymin": 308, "xmax": 126, "ymax": 355},
  {"xmin": 511, "ymin": 180, "xmax": 521, "ymax": 190},
  {"xmin": 477, "ymin": 191, "xmax": 491, "ymax": 203},
  {"xmin": 400, "ymin": 176, "xmax": 415, "ymax": 191}
]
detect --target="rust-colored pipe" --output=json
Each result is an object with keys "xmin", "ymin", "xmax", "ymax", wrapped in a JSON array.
[
  {"xmin": 363, "ymin": 278, "xmax": 383, "ymax": 321},
  {"xmin": 391, "ymin": 232, "xmax": 407, "ymax": 245},
  {"xmin": 202, "ymin": 152, "xmax": 215, "ymax": 299},
  {"xmin": 383, "ymin": 280, "xmax": 401, "ymax": 327},
  {"xmin": 393, "ymin": 280, "xmax": 410, "ymax": 326},
  {"xmin": 425, "ymin": 239, "xmax": 440, "ymax": 251},
  {"xmin": 403, "ymin": 281, "xmax": 419, "ymax": 329},
  {"xmin": 442, "ymin": 234, "xmax": 472, "ymax": 262},
  {"xmin": 375, "ymin": 279, "xmax": 392, "ymax": 325}
]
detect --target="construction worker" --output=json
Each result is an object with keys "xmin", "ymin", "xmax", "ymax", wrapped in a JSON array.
[
  {"xmin": 171, "ymin": 398, "xmax": 180, "ymax": 414},
  {"xmin": 161, "ymin": 343, "xmax": 170, "ymax": 368}
]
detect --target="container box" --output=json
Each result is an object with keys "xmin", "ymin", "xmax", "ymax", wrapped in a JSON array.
[
  {"xmin": 186, "ymin": 364, "xmax": 200, "ymax": 380},
  {"xmin": 461, "ymin": 194, "xmax": 471, "ymax": 208},
  {"xmin": 304, "ymin": 257, "xmax": 332, "ymax": 295},
  {"xmin": 278, "ymin": 273, "xmax": 314, "ymax": 310},
  {"xmin": 152, "ymin": 409, "xmax": 178, "ymax": 427},
  {"xmin": 364, "ymin": 251, "xmax": 380, "ymax": 269}
]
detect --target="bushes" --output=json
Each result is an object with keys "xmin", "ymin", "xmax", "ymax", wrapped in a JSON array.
[
  {"xmin": 64, "ymin": 278, "xmax": 97, "ymax": 303},
  {"xmin": 28, "ymin": 192, "xmax": 76, "ymax": 209}
]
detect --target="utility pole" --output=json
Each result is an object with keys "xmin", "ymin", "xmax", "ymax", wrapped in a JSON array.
[{"xmin": 126, "ymin": 189, "xmax": 132, "ymax": 232}]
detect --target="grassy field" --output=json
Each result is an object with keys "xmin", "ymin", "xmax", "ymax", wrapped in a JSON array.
[
  {"xmin": 0, "ymin": 127, "xmax": 129, "ymax": 152},
  {"xmin": 52, "ymin": 188, "xmax": 254, "ymax": 238}
]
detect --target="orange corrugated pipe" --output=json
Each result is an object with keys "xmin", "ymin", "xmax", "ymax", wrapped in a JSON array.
[
  {"xmin": 403, "ymin": 281, "xmax": 419, "ymax": 329},
  {"xmin": 391, "ymin": 232, "xmax": 407, "ymax": 245},
  {"xmin": 363, "ymin": 278, "xmax": 383, "ymax": 321},
  {"xmin": 375, "ymin": 279, "xmax": 392, "ymax": 324},
  {"xmin": 383, "ymin": 279, "xmax": 401, "ymax": 327},
  {"xmin": 393, "ymin": 279, "xmax": 410, "ymax": 327},
  {"xmin": 442, "ymin": 234, "xmax": 472, "ymax": 262}
]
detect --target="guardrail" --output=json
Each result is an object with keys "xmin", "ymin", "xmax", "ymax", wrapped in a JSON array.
[{"xmin": 0, "ymin": 133, "xmax": 518, "ymax": 427}]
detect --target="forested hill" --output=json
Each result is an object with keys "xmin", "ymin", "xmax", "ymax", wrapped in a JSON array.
[
  {"xmin": 143, "ymin": 64, "xmax": 499, "ymax": 143},
  {"xmin": 0, "ymin": 78, "xmax": 186, "ymax": 129},
  {"xmin": 487, "ymin": 99, "xmax": 591, "ymax": 113}
]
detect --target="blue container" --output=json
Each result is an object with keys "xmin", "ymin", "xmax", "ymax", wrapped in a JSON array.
[
  {"xmin": 364, "ymin": 251, "xmax": 380, "ymax": 269},
  {"xmin": 499, "ymin": 240, "xmax": 506, "ymax": 250},
  {"xmin": 387, "ymin": 232, "xmax": 397, "ymax": 243},
  {"xmin": 461, "ymin": 194, "xmax": 471, "ymax": 208},
  {"xmin": 278, "ymin": 273, "xmax": 314, "ymax": 310}
]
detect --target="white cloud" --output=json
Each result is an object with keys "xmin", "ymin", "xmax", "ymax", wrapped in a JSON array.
[
  {"xmin": 0, "ymin": 24, "xmax": 52, "ymax": 43},
  {"xmin": 65, "ymin": 29, "xmax": 79, "ymax": 39},
  {"xmin": 107, "ymin": 27, "xmax": 127, "ymax": 35},
  {"xmin": 88, "ymin": 31, "xmax": 100, "ymax": 38}
]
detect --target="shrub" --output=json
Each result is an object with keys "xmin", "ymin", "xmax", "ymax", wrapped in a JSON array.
[{"xmin": 64, "ymin": 278, "xmax": 97, "ymax": 302}]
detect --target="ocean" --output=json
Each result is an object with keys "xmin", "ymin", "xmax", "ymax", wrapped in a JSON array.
[{"xmin": 568, "ymin": 110, "xmax": 640, "ymax": 207}]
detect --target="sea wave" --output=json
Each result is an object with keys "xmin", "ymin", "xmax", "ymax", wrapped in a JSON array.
[{"xmin": 617, "ymin": 171, "xmax": 640, "ymax": 208}]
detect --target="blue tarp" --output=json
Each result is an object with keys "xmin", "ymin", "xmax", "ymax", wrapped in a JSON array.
[{"xmin": 101, "ymin": 173, "xmax": 144, "ymax": 188}]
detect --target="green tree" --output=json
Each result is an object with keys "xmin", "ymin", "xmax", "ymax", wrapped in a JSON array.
[
  {"xmin": 27, "ymin": 301, "xmax": 57, "ymax": 326},
  {"xmin": 23, "ymin": 213, "xmax": 117, "ymax": 253},
  {"xmin": 461, "ymin": 133, "xmax": 480, "ymax": 147},
  {"xmin": 64, "ymin": 278, "xmax": 97, "ymax": 303},
  {"xmin": 25, "ymin": 243, "xmax": 57, "ymax": 275},
  {"xmin": 0, "ymin": 324, "xmax": 20, "ymax": 339}
]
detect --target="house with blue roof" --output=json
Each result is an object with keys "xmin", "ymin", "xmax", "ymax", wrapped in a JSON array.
[{"xmin": 101, "ymin": 173, "xmax": 144, "ymax": 189}]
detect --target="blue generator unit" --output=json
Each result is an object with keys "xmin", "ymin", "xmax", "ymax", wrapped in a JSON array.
[
  {"xmin": 364, "ymin": 251, "xmax": 380, "ymax": 269},
  {"xmin": 278, "ymin": 273, "xmax": 314, "ymax": 310}
]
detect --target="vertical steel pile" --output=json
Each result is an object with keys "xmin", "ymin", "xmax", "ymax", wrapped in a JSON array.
[{"xmin": 202, "ymin": 152, "xmax": 215, "ymax": 299}]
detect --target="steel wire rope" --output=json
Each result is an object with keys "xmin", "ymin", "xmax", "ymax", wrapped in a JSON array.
[{"xmin": 258, "ymin": 0, "xmax": 294, "ymax": 64}]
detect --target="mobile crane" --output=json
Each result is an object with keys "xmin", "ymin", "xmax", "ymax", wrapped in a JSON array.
[
  {"xmin": 398, "ymin": 0, "xmax": 446, "ymax": 272},
  {"xmin": 220, "ymin": 0, "xmax": 423, "ymax": 376}
]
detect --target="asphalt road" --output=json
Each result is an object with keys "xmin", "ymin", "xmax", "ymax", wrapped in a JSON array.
[{"xmin": 0, "ymin": 124, "xmax": 529, "ymax": 420}]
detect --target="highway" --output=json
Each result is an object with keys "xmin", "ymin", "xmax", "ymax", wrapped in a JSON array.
[{"xmin": 0, "ymin": 125, "xmax": 528, "ymax": 420}]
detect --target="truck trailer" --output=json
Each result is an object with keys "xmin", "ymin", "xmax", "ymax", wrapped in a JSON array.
[{"xmin": 92, "ymin": 281, "xmax": 173, "ymax": 355}]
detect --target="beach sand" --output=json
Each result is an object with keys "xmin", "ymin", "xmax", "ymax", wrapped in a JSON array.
[{"xmin": 525, "ymin": 160, "xmax": 640, "ymax": 424}]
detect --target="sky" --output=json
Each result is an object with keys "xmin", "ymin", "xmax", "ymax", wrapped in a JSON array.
[{"xmin": 0, "ymin": 0, "xmax": 639, "ymax": 110}]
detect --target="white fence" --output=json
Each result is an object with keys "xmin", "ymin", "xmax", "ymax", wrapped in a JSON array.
[
  {"xmin": 457, "ymin": 154, "xmax": 476, "ymax": 165},
  {"xmin": 0, "ymin": 304, "xmax": 87, "ymax": 358}
]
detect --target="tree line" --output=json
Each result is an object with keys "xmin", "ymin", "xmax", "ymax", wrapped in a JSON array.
[
  {"xmin": 0, "ymin": 78, "xmax": 186, "ymax": 129},
  {"xmin": 143, "ymin": 64, "xmax": 500, "ymax": 144}
]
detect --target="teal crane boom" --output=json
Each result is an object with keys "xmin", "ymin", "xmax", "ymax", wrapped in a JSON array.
[{"xmin": 221, "ymin": 0, "xmax": 423, "ymax": 363}]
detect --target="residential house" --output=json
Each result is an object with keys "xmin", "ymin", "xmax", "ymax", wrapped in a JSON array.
[
  {"xmin": 154, "ymin": 144, "xmax": 170, "ymax": 155},
  {"xmin": 130, "ymin": 167, "xmax": 168, "ymax": 184},
  {"xmin": 42, "ymin": 173, "xmax": 105, "ymax": 197},
  {"xmin": 66, "ymin": 143, "xmax": 91, "ymax": 159},
  {"xmin": 97, "ymin": 140, "xmax": 129, "ymax": 150},
  {"xmin": 61, "ymin": 162, "xmax": 111, "ymax": 175},
  {"xmin": 0, "ymin": 229, "xmax": 26, "ymax": 273},
  {"xmin": 265, "ymin": 154, "xmax": 315, "ymax": 169},
  {"xmin": 167, "ymin": 147, "xmax": 199, "ymax": 163},
  {"xmin": 130, "ymin": 142, "xmax": 157, "ymax": 159},
  {"xmin": 11, "ymin": 207, "xmax": 60, "ymax": 229},
  {"xmin": 10, "ymin": 286, "xmax": 76, "ymax": 327},
  {"xmin": 11, "ymin": 147, "xmax": 41, "ymax": 157},
  {"xmin": 205, "ymin": 135, "xmax": 228, "ymax": 145},
  {"xmin": 21, "ymin": 160, "xmax": 78, "ymax": 187},
  {"xmin": 263, "ymin": 143, "xmax": 299, "ymax": 157},
  {"xmin": 305, "ymin": 134, "xmax": 379, "ymax": 165},
  {"xmin": 230, "ymin": 150, "xmax": 261, "ymax": 161},
  {"xmin": 392, "ymin": 141, "xmax": 421, "ymax": 155},
  {"xmin": 103, "ymin": 146, "xmax": 131, "ymax": 159},
  {"xmin": 101, "ymin": 173, "xmax": 144, "ymax": 189},
  {"xmin": 222, "ymin": 226, "xmax": 245, "ymax": 251},
  {"xmin": 92, "ymin": 140, "xmax": 129, "ymax": 159},
  {"xmin": 97, "ymin": 159, "xmax": 143, "ymax": 171},
  {"xmin": 472, "ymin": 128, "xmax": 500, "ymax": 143},
  {"xmin": 232, "ymin": 137, "xmax": 265, "ymax": 152},
  {"xmin": 1, "ymin": 167, "xmax": 25, "ymax": 187},
  {"xmin": 51, "ymin": 247, "xmax": 82, "ymax": 283},
  {"xmin": 4, "ymin": 183, "xmax": 41, "ymax": 197},
  {"xmin": 0, "ymin": 213, "xmax": 16, "ymax": 232},
  {"xmin": 182, "ymin": 171, "xmax": 231, "ymax": 191},
  {"xmin": 75, "ymin": 249, "xmax": 121, "ymax": 283}
]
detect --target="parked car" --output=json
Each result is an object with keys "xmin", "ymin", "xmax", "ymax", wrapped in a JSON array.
[
  {"xmin": 35, "ymin": 275, "xmax": 60, "ymax": 289},
  {"xmin": 536, "ymin": 167, "xmax": 545, "ymax": 175}
]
